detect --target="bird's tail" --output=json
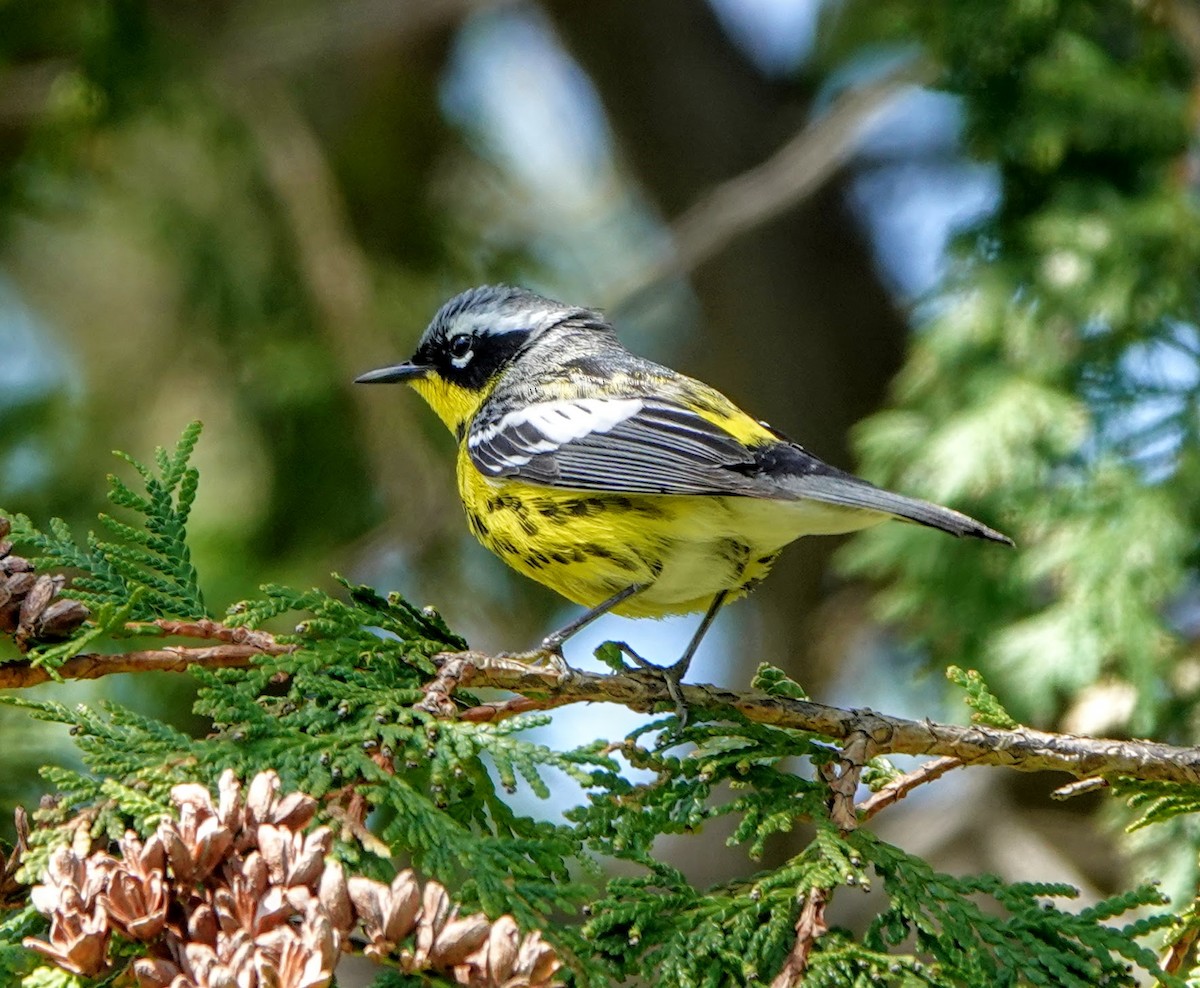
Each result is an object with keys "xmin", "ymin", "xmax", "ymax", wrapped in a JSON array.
[{"xmin": 786, "ymin": 474, "xmax": 1013, "ymax": 546}]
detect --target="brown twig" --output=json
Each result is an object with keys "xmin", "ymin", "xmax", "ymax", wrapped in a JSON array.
[
  {"xmin": 416, "ymin": 652, "xmax": 575, "ymax": 719},
  {"xmin": 1161, "ymin": 921, "xmax": 1200, "ymax": 975},
  {"xmin": 858, "ymin": 756, "xmax": 964, "ymax": 822},
  {"xmin": 417, "ymin": 651, "xmax": 479, "ymax": 716},
  {"xmin": 770, "ymin": 887, "xmax": 829, "ymax": 988},
  {"xmin": 460, "ymin": 695, "xmax": 562, "ymax": 722},
  {"xmin": 0, "ymin": 643, "xmax": 292, "ymax": 689},
  {"xmin": 124, "ymin": 619, "xmax": 281, "ymax": 650},
  {"xmin": 820, "ymin": 732, "xmax": 873, "ymax": 832},
  {"xmin": 1050, "ymin": 776, "xmax": 1110, "ymax": 801}
]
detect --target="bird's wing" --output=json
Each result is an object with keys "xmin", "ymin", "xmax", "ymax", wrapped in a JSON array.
[
  {"xmin": 464, "ymin": 394, "xmax": 1013, "ymax": 543},
  {"xmin": 466, "ymin": 395, "xmax": 774, "ymax": 495}
]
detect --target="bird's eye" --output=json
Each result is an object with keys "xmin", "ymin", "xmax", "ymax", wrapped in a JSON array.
[{"xmin": 448, "ymin": 334, "xmax": 473, "ymax": 359}]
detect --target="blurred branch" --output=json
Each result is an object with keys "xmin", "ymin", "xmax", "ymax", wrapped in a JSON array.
[
  {"xmin": 217, "ymin": 0, "xmax": 497, "ymax": 79},
  {"xmin": 0, "ymin": 0, "xmax": 487, "ymax": 123},
  {"xmin": 218, "ymin": 76, "xmax": 453, "ymax": 541},
  {"xmin": 224, "ymin": 81, "xmax": 371, "ymax": 341},
  {"xmin": 1162, "ymin": 0, "xmax": 1200, "ymax": 69},
  {"xmin": 670, "ymin": 61, "xmax": 932, "ymax": 274},
  {"xmin": 0, "ymin": 60, "xmax": 69, "ymax": 124},
  {"xmin": 609, "ymin": 59, "xmax": 931, "ymax": 306}
]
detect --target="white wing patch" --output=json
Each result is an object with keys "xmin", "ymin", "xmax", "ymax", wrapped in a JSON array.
[{"xmin": 469, "ymin": 398, "xmax": 644, "ymax": 472}]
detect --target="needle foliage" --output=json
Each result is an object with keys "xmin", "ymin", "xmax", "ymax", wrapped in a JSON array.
[{"xmin": 0, "ymin": 425, "xmax": 1189, "ymax": 987}]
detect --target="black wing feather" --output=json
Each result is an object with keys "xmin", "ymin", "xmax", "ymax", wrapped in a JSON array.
[
  {"xmin": 468, "ymin": 398, "xmax": 762, "ymax": 495},
  {"xmin": 465, "ymin": 396, "xmax": 1013, "ymax": 544}
]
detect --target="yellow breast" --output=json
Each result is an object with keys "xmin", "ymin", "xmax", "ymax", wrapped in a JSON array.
[
  {"xmin": 454, "ymin": 447, "xmax": 806, "ymax": 619},
  {"xmin": 446, "ymin": 373, "xmax": 884, "ymax": 618}
]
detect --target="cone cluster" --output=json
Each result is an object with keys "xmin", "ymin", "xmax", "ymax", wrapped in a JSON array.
[
  {"xmin": 24, "ymin": 770, "xmax": 563, "ymax": 988},
  {"xmin": 0, "ymin": 516, "xmax": 89, "ymax": 650}
]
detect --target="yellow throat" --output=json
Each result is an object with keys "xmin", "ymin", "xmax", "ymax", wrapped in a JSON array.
[{"xmin": 409, "ymin": 374, "xmax": 489, "ymax": 438}]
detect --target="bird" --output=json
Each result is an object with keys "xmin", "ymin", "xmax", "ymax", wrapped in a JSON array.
[{"xmin": 356, "ymin": 285, "xmax": 1011, "ymax": 706}]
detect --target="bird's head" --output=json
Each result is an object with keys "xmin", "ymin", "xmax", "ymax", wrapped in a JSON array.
[{"xmin": 355, "ymin": 285, "xmax": 593, "ymax": 436}]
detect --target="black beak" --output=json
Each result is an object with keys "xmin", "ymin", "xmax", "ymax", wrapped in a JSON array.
[{"xmin": 354, "ymin": 361, "xmax": 430, "ymax": 384}]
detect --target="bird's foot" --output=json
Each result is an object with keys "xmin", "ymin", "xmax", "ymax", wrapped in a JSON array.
[
  {"xmin": 659, "ymin": 660, "xmax": 690, "ymax": 726},
  {"xmin": 499, "ymin": 642, "xmax": 573, "ymax": 681},
  {"xmin": 615, "ymin": 643, "xmax": 690, "ymax": 725},
  {"xmin": 609, "ymin": 640, "xmax": 653, "ymax": 670}
]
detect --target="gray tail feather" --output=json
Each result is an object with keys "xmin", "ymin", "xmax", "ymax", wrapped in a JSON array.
[{"xmin": 789, "ymin": 475, "xmax": 1014, "ymax": 546}]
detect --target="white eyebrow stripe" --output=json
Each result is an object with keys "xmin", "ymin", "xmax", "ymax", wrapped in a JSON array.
[
  {"xmin": 458, "ymin": 310, "xmax": 539, "ymax": 338},
  {"xmin": 469, "ymin": 398, "xmax": 645, "ymax": 464}
]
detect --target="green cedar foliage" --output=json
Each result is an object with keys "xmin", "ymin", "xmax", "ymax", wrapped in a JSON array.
[
  {"xmin": 823, "ymin": 8, "xmax": 1200, "ymax": 970},
  {"xmin": 0, "ymin": 426, "xmax": 1189, "ymax": 986},
  {"xmin": 833, "ymin": 2, "xmax": 1200, "ymax": 740},
  {"xmin": 946, "ymin": 666, "xmax": 1018, "ymax": 730}
]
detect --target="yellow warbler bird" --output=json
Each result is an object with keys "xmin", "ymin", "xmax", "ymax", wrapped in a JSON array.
[{"xmin": 357, "ymin": 285, "xmax": 1010, "ymax": 694}]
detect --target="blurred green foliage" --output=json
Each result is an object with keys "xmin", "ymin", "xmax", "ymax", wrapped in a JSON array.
[
  {"xmin": 838, "ymin": 0, "xmax": 1200, "ymax": 739},
  {"xmin": 4, "ymin": 0, "xmax": 1200, "ymax": 981}
]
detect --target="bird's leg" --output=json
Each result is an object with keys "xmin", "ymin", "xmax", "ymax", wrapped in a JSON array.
[
  {"xmin": 607, "ymin": 592, "xmax": 729, "ymax": 722},
  {"xmin": 660, "ymin": 591, "xmax": 728, "ymax": 723},
  {"xmin": 667, "ymin": 590, "xmax": 728, "ymax": 682},
  {"xmin": 515, "ymin": 583, "xmax": 648, "ymax": 674},
  {"xmin": 541, "ymin": 583, "xmax": 646, "ymax": 652}
]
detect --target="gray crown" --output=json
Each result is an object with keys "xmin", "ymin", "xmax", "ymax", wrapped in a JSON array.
[{"xmin": 419, "ymin": 285, "xmax": 597, "ymax": 350}]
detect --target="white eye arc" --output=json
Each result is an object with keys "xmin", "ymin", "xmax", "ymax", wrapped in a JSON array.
[{"xmin": 448, "ymin": 333, "xmax": 474, "ymax": 369}]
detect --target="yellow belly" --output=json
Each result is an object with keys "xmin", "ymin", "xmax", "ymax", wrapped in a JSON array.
[{"xmin": 456, "ymin": 449, "xmax": 884, "ymax": 619}]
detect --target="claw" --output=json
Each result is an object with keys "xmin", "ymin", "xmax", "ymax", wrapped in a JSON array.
[
  {"xmin": 617, "ymin": 644, "xmax": 691, "ymax": 724},
  {"xmin": 500, "ymin": 646, "xmax": 572, "ymax": 680},
  {"xmin": 661, "ymin": 662, "xmax": 690, "ymax": 726},
  {"xmin": 532, "ymin": 647, "xmax": 570, "ymax": 676}
]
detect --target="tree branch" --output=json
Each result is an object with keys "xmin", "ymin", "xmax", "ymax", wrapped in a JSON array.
[
  {"xmin": 422, "ymin": 650, "xmax": 1200, "ymax": 787},
  {"xmin": 770, "ymin": 887, "xmax": 829, "ymax": 988},
  {"xmin": 122, "ymin": 619, "xmax": 284, "ymax": 650},
  {"xmin": 668, "ymin": 61, "xmax": 931, "ymax": 276},
  {"xmin": 0, "ymin": 643, "xmax": 291, "ymax": 689},
  {"xmin": 7, "ymin": 632, "xmax": 1200, "ymax": 789},
  {"xmin": 819, "ymin": 732, "xmax": 873, "ymax": 831},
  {"xmin": 606, "ymin": 59, "xmax": 932, "ymax": 306},
  {"xmin": 858, "ymin": 756, "xmax": 964, "ymax": 821}
]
